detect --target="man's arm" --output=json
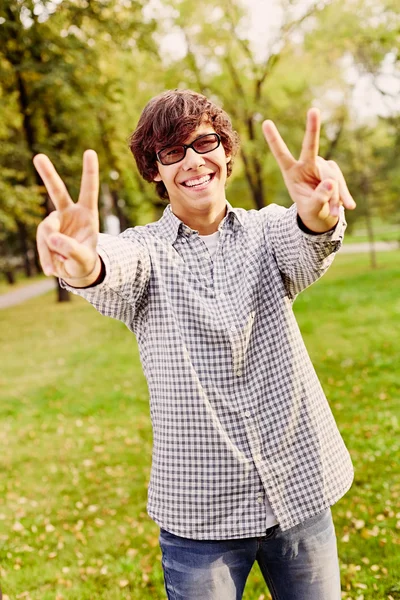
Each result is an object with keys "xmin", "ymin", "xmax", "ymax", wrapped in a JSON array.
[
  {"xmin": 262, "ymin": 202, "xmax": 346, "ymax": 298},
  {"xmin": 260, "ymin": 109, "xmax": 355, "ymax": 297},
  {"xmin": 34, "ymin": 150, "xmax": 101, "ymax": 284},
  {"xmin": 59, "ymin": 231, "xmax": 151, "ymax": 326},
  {"xmin": 34, "ymin": 150, "xmax": 151, "ymax": 325},
  {"xmin": 72, "ymin": 254, "xmax": 106, "ymax": 288}
]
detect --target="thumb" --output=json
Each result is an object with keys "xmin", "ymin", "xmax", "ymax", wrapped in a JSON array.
[
  {"xmin": 312, "ymin": 179, "xmax": 338, "ymax": 221},
  {"xmin": 48, "ymin": 232, "xmax": 94, "ymax": 264}
]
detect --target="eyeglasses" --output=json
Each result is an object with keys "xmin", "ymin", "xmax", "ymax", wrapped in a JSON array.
[{"xmin": 156, "ymin": 133, "xmax": 221, "ymax": 166}]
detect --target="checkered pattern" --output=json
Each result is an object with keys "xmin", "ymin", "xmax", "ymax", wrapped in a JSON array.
[{"xmin": 63, "ymin": 202, "xmax": 354, "ymax": 539}]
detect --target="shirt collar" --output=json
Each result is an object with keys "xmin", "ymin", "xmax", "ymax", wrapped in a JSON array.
[{"xmin": 157, "ymin": 202, "xmax": 246, "ymax": 244}]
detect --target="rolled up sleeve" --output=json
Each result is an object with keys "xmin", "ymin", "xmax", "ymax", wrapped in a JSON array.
[
  {"xmin": 61, "ymin": 231, "xmax": 151, "ymax": 327},
  {"xmin": 263, "ymin": 203, "xmax": 346, "ymax": 298}
]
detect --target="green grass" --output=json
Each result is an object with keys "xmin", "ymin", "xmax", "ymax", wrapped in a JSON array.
[
  {"xmin": 0, "ymin": 251, "xmax": 399, "ymax": 600},
  {"xmin": 344, "ymin": 231, "xmax": 399, "ymax": 245}
]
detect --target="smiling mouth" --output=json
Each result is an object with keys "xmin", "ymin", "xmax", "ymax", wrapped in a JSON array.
[{"xmin": 181, "ymin": 173, "xmax": 215, "ymax": 188}]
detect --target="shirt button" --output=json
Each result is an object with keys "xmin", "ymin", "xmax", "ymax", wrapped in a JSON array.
[
  {"xmin": 257, "ymin": 495, "xmax": 264, "ymax": 504},
  {"xmin": 244, "ymin": 411, "xmax": 251, "ymax": 418},
  {"xmin": 254, "ymin": 453, "xmax": 262, "ymax": 462},
  {"xmin": 236, "ymin": 369, "xmax": 243, "ymax": 377},
  {"xmin": 230, "ymin": 325, "xmax": 236, "ymax": 332},
  {"xmin": 219, "ymin": 292, "xmax": 226, "ymax": 299}
]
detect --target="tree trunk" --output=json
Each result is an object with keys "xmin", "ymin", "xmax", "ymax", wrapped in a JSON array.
[
  {"xmin": 17, "ymin": 220, "xmax": 33, "ymax": 277},
  {"xmin": 97, "ymin": 113, "xmax": 130, "ymax": 231},
  {"xmin": 8, "ymin": 20, "xmax": 70, "ymax": 302},
  {"xmin": 57, "ymin": 281, "xmax": 71, "ymax": 302},
  {"xmin": 5, "ymin": 270, "xmax": 16, "ymax": 285},
  {"xmin": 252, "ymin": 156, "xmax": 265, "ymax": 210},
  {"xmin": 41, "ymin": 111, "xmax": 73, "ymax": 302},
  {"xmin": 111, "ymin": 190, "xmax": 128, "ymax": 232},
  {"xmin": 365, "ymin": 204, "xmax": 377, "ymax": 270},
  {"xmin": 361, "ymin": 176, "xmax": 377, "ymax": 269},
  {"xmin": 33, "ymin": 244, "xmax": 41, "ymax": 273},
  {"xmin": 240, "ymin": 146, "xmax": 266, "ymax": 209}
]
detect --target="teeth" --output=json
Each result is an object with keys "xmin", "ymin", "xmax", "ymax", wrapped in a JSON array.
[{"xmin": 184, "ymin": 174, "xmax": 211, "ymax": 187}]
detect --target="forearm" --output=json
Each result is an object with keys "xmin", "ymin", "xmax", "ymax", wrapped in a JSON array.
[
  {"xmin": 60, "ymin": 232, "xmax": 151, "ymax": 324},
  {"xmin": 297, "ymin": 215, "xmax": 338, "ymax": 236},
  {"xmin": 298, "ymin": 214, "xmax": 339, "ymax": 234},
  {"xmin": 264, "ymin": 204, "xmax": 346, "ymax": 297}
]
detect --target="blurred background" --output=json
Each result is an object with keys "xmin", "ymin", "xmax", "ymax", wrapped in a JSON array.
[
  {"xmin": 0, "ymin": 2, "xmax": 399, "ymax": 600},
  {"xmin": 0, "ymin": 0, "xmax": 399, "ymax": 294}
]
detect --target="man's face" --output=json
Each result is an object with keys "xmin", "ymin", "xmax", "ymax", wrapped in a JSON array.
[{"xmin": 154, "ymin": 122, "xmax": 231, "ymax": 223}]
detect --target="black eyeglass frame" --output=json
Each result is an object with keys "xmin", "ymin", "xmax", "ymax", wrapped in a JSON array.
[{"xmin": 156, "ymin": 133, "xmax": 221, "ymax": 166}]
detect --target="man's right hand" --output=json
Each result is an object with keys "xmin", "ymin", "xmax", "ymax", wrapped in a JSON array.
[{"xmin": 34, "ymin": 150, "xmax": 102, "ymax": 287}]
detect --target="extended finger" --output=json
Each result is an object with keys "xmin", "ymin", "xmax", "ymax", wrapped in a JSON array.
[
  {"xmin": 78, "ymin": 149, "xmax": 99, "ymax": 211},
  {"xmin": 299, "ymin": 108, "xmax": 320, "ymax": 163},
  {"xmin": 33, "ymin": 154, "xmax": 73, "ymax": 212},
  {"xmin": 262, "ymin": 120, "xmax": 296, "ymax": 171}
]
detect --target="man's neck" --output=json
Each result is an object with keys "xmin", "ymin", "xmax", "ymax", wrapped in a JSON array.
[{"xmin": 173, "ymin": 204, "xmax": 227, "ymax": 235}]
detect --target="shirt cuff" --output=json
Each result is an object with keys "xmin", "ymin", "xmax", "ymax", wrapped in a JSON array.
[
  {"xmin": 64, "ymin": 256, "xmax": 106, "ymax": 289},
  {"xmin": 296, "ymin": 207, "xmax": 346, "ymax": 243},
  {"xmin": 60, "ymin": 236, "xmax": 113, "ymax": 292}
]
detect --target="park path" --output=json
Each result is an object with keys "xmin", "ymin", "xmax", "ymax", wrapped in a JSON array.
[
  {"xmin": 0, "ymin": 241, "xmax": 397, "ymax": 310},
  {"xmin": 0, "ymin": 278, "xmax": 55, "ymax": 310},
  {"xmin": 340, "ymin": 241, "xmax": 398, "ymax": 254}
]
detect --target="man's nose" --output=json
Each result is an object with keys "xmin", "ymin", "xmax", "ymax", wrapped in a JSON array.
[{"xmin": 181, "ymin": 147, "xmax": 206, "ymax": 170}]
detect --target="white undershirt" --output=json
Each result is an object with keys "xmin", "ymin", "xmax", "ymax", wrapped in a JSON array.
[
  {"xmin": 199, "ymin": 231, "xmax": 220, "ymax": 259},
  {"xmin": 199, "ymin": 228, "xmax": 278, "ymax": 529}
]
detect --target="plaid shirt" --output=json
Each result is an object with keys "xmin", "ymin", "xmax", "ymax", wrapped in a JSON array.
[{"xmin": 64, "ymin": 202, "xmax": 354, "ymax": 539}]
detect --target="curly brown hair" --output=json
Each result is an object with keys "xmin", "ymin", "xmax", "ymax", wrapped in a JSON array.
[{"xmin": 129, "ymin": 89, "xmax": 240, "ymax": 200}]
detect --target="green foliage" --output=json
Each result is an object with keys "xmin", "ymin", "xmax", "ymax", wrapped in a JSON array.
[
  {"xmin": 0, "ymin": 0, "xmax": 158, "ymax": 266},
  {"xmin": 0, "ymin": 177, "xmax": 41, "ymax": 231},
  {"xmin": 0, "ymin": 0, "xmax": 399, "ymax": 261},
  {"xmin": 152, "ymin": 0, "xmax": 400, "ymax": 216}
]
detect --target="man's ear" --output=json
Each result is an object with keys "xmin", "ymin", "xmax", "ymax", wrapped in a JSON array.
[
  {"xmin": 153, "ymin": 163, "xmax": 162, "ymax": 182},
  {"xmin": 226, "ymin": 155, "xmax": 231, "ymax": 164}
]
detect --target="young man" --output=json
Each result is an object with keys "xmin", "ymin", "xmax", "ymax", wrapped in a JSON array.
[{"xmin": 34, "ymin": 89, "xmax": 356, "ymax": 600}]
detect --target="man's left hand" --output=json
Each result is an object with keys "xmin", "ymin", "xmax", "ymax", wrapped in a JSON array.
[{"xmin": 262, "ymin": 108, "xmax": 356, "ymax": 233}]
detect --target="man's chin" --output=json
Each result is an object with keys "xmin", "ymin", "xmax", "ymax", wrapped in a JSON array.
[{"xmin": 189, "ymin": 196, "xmax": 225, "ymax": 213}]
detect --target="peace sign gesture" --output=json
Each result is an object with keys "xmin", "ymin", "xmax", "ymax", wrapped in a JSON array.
[
  {"xmin": 34, "ymin": 150, "xmax": 101, "ymax": 286},
  {"xmin": 263, "ymin": 109, "xmax": 356, "ymax": 233}
]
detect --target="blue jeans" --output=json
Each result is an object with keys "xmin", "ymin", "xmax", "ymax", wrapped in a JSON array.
[{"xmin": 159, "ymin": 508, "xmax": 341, "ymax": 600}]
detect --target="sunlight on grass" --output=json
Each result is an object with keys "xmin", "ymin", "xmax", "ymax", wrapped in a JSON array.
[{"xmin": 0, "ymin": 251, "xmax": 399, "ymax": 599}]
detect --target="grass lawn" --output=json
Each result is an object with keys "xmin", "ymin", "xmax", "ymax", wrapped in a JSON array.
[
  {"xmin": 344, "ymin": 232, "xmax": 399, "ymax": 245},
  {"xmin": 0, "ymin": 251, "xmax": 399, "ymax": 600}
]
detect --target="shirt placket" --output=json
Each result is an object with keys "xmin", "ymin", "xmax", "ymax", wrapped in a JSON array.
[
  {"xmin": 213, "ymin": 228, "xmax": 242, "ymax": 373},
  {"xmin": 213, "ymin": 225, "xmax": 272, "ymax": 518},
  {"xmin": 180, "ymin": 227, "xmax": 214, "ymax": 284}
]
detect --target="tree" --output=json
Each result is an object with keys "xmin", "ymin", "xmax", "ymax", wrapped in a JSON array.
[
  {"xmin": 152, "ymin": 0, "xmax": 400, "ymax": 230},
  {"xmin": 0, "ymin": 0, "xmax": 157, "ymax": 296}
]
